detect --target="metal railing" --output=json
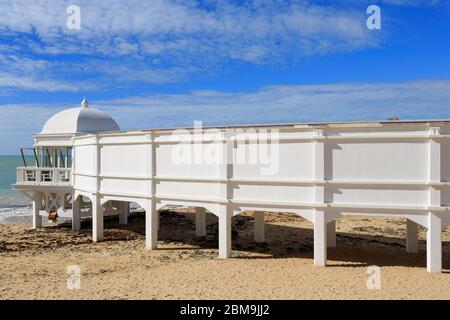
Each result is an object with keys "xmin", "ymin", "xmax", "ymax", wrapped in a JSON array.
[{"xmin": 16, "ymin": 167, "xmax": 72, "ymax": 186}]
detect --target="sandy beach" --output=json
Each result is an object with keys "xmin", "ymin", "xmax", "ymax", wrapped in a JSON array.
[{"xmin": 0, "ymin": 210, "xmax": 449, "ymax": 300}]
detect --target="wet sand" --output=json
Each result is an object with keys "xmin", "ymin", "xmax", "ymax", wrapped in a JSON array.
[{"xmin": 0, "ymin": 210, "xmax": 449, "ymax": 300}]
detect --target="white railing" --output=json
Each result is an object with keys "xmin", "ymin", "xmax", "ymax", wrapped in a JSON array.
[{"xmin": 16, "ymin": 167, "xmax": 72, "ymax": 186}]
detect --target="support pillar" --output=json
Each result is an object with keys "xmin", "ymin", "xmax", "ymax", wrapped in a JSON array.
[
  {"xmin": 119, "ymin": 202, "xmax": 129, "ymax": 225},
  {"xmin": 72, "ymin": 195, "xmax": 81, "ymax": 231},
  {"xmin": 327, "ymin": 220, "xmax": 336, "ymax": 248},
  {"xmin": 218, "ymin": 205, "xmax": 232, "ymax": 258},
  {"xmin": 427, "ymin": 212, "xmax": 442, "ymax": 273},
  {"xmin": 195, "ymin": 207, "xmax": 206, "ymax": 237},
  {"xmin": 92, "ymin": 196, "xmax": 103, "ymax": 242},
  {"xmin": 406, "ymin": 219, "xmax": 418, "ymax": 253},
  {"xmin": 157, "ymin": 210, "xmax": 160, "ymax": 231},
  {"xmin": 254, "ymin": 211, "xmax": 265, "ymax": 243},
  {"xmin": 314, "ymin": 210, "xmax": 327, "ymax": 267},
  {"xmin": 32, "ymin": 191, "xmax": 42, "ymax": 229},
  {"xmin": 145, "ymin": 200, "xmax": 158, "ymax": 249}
]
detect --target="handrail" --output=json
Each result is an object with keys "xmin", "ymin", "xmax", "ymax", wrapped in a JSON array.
[{"xmin": 16, "ymin": 167, "xmax": 72, "ymax": 185}]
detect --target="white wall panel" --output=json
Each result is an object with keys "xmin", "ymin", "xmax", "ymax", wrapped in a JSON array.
[
  {"xmin": 330, "ymin": 141, "xmax": 428, "ymax": 181},
  {"xmin": 328, "ymin": 186, "xmax": 428, "ymax": 206},
  {"xmin": 100, "ymin": 144, "xmax": 148, "ymax": 177},
  {"xmin": 157, "ymin": 181, "xmax": 218, "ymax": 198},
  {"xmin": 100, "ymin": 178, "xmax": 150, "ymax": 196}
]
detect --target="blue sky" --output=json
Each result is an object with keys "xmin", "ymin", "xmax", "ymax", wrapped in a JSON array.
[{"xmin": 0, "ymin": 0, "xmax": 449, "ymax": 154}]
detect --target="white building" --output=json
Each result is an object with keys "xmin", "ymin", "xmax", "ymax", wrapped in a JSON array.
[{"xmin": 13, "ymin": 98, "xmax": 450, "ymax": 273}]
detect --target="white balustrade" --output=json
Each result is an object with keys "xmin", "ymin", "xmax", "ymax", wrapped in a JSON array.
[{"xmin": 16, "ymin": 167, "xmax": 72, "ymax": 186}]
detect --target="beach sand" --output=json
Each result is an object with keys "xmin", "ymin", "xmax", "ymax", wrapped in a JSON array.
[{"xmin": 0, "ymin": 210, "xmax": 449, "ymax": 300}]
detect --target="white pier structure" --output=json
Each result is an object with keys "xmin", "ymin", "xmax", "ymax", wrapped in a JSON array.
[{"xmin": 14, "ymin": 99, "xmax": 450, "ymax": 273}]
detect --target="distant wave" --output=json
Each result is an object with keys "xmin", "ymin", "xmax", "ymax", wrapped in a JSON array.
[{"xmin": 0, "ymin": 205, "xmax": 32, "ymax": 224}]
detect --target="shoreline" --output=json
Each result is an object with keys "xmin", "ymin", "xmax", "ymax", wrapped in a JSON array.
[{"xmin": 0, "ymin": 210, "xmax": 449, "ymax": 299}]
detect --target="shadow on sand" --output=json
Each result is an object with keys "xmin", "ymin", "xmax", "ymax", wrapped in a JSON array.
[{"xmin": 52, "ymin": 210, "xmax": 449, "ymax": 271}]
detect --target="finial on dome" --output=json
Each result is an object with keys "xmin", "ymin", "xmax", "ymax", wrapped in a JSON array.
[{"xmin": 81, "ymin": 96, "xmax": 88, "ymax": 108}]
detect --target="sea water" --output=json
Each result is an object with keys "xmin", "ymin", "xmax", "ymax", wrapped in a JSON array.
[{"xmin": 0, "ymin": 156, "xmax": 33, "ymax": 223}]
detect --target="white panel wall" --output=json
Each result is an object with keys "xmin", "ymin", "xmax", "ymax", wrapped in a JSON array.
[
  {"xmin": 156, "ymin": 143, "xmax": 220, "ymax": 178},
  {"xmin": 72, "ymin": 124, "xmax": 450, "ymax": 216},
  {"xmin": 100, "ymin": 178, "xmax": 150, "ymax": 196},
  {"xmin": 327, "ymin": 186, "xmax": 428, "ymax": 206},
  {"xmin": 233, "ymin": 141, "xmax": 314, "ymax": 180},
  {"xmin": 74, "ymin": 145, "xmax": 96, "ymax": 174},
  {"xmin": 157, "ymin": 180, "xmax": 218, "ymax": 198},
  {"xmin": 100, "ymin": 144, "xmax": 148, "ymax": 177},
  {"xmin": 231, "ymin": 183, "xmax": 314, "ymax": 203},
  {"xmin": 330, "ymin": 141, "xmax": 428, "ymax": 181}
]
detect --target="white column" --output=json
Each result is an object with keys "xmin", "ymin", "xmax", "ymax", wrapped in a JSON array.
[
  {"xmin": 429, "ymin": 129, "xmax": 441, "ymax": 208},
  {"xmin": 103, "ymin": 201, "xmax": 112, "ymax": 215},
  {"xmin": 327, "ymin": 220, "xmax": 336, "ymax": 248},
  {"xmin": 254, "ymin": 211, "xmax": 265, "ymax": 243},
  {"xmin": 157, "ymin": 211, "xmax": 160, "ymax": 231},
  {"xmin": 219, "ymin": 205, "xmax": 232, "ymax": 258},
  {"xmin": 92, "ymin": 196, "xmax": 103, "ymax": 242},
  {"xmin": 72, "ymin": 195, "xmax": 81, "ymax": 231},
  {"xmin": 406, "ymin": 219, "xmax": 418, "ymax": 253},
  {"xmin": 195, "ymin": 207, "xmax": 206, "ymax": 237},
  {"xmin": 32, "ymin": 191, "xmax": 42, "ymax": 229},
  {"xmin": 217, "ymin": 129, "xmax": 233, "ymax": 258},
  {"xmin": 146, "ymin": 132, "xmax": 157, "ymax": 232},
  {"xmin": 119, "ymin": 202, "xmax": 129, "ymax": 225},
  {"xmin": 145, "ymin": 200, "xmax": 158, "ymax": 249},
  {"xmin": 314, "ymin": 210, "xmax": 327, "ymax": 267},
  {"xmin": 91, "ymin": 134, "xmax": 103, "ymax": 242},
  {"xmin": 426, "ymin": 129, "xmax": 442, "ymax": 272},
  {"xmin": 313, "ymin": 129, "xmax": 327, "ymax": 266},
  {"xmin": 427, "ymin": 212, "xmax": 442, "ymax": 273}
]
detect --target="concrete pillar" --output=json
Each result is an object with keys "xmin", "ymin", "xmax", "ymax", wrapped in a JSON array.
[
  {"xmin": 104, "ymin": 201, "xmax": 113, "ymax": 215},
  {"xmin": 254, "ymin": 211, "xmax": 265, "ymax": 243},
  {"xmin": 314, "ymin": 210, "xmax": 327, "ymax": 267},
  {"xmin": 157, "ymin": 210, "xmax": 160, "ymax": 231},
  {"xmin": 218, "ymin": 205, "xmax": 232, "ymax": 258},
  {"xmin": 327, "ymin": 220, "xmax": 336, "ymax": 248},
  {"xmin": 32, "ymin": 192, "xmax": 42, "ymax": 229},
  {"xmin": 427, "ymin": 212, "xmax": 442, "ymax": 273},
  {"xmin": 72, "ymin": 195, "xmax": 81, "ymax": 231},
  {"xmin": 145, "ymin": 200, "xmax": 158, "ymax": 249},
  {"xmin": 195, "ymin": 207, "xmax": 206, "ymax": 237},
  {"xmin": 91, "ymin": 196, "xmax": 103, "ymax": 242},
  {"xmin": 406, "ymin": 219, "xmax": 418, "ymax": 253},
  {"xmin": 119, "ymin": 202, "xmax": 129, "ymax": 225}
]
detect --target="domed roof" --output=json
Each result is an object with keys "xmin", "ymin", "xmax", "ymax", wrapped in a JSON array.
[{"xmin": 40, "ymin": 98, "xmax": 120, "ymax": 134}]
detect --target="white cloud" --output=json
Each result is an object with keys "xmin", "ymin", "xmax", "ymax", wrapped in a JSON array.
[
  {"xmin": 0, "ymin": 0, "xmax": 379, "ymax": 90},
  {"xmin": 1, "ymin": 79, "xmax": 449, "ymax": 153},
  {"xmin": 96, "ymin": 80, "xmax": 450, "ymax": 129}
]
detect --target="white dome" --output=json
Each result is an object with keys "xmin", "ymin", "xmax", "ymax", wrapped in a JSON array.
[{"xmin": 40, "ymin": 99, "xmax": 120, "ymax": 134}]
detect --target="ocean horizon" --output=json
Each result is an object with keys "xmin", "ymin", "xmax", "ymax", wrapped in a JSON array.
[{"xmin": 0, "ymin": 155, "xmax": 33, "ymax": 223}]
